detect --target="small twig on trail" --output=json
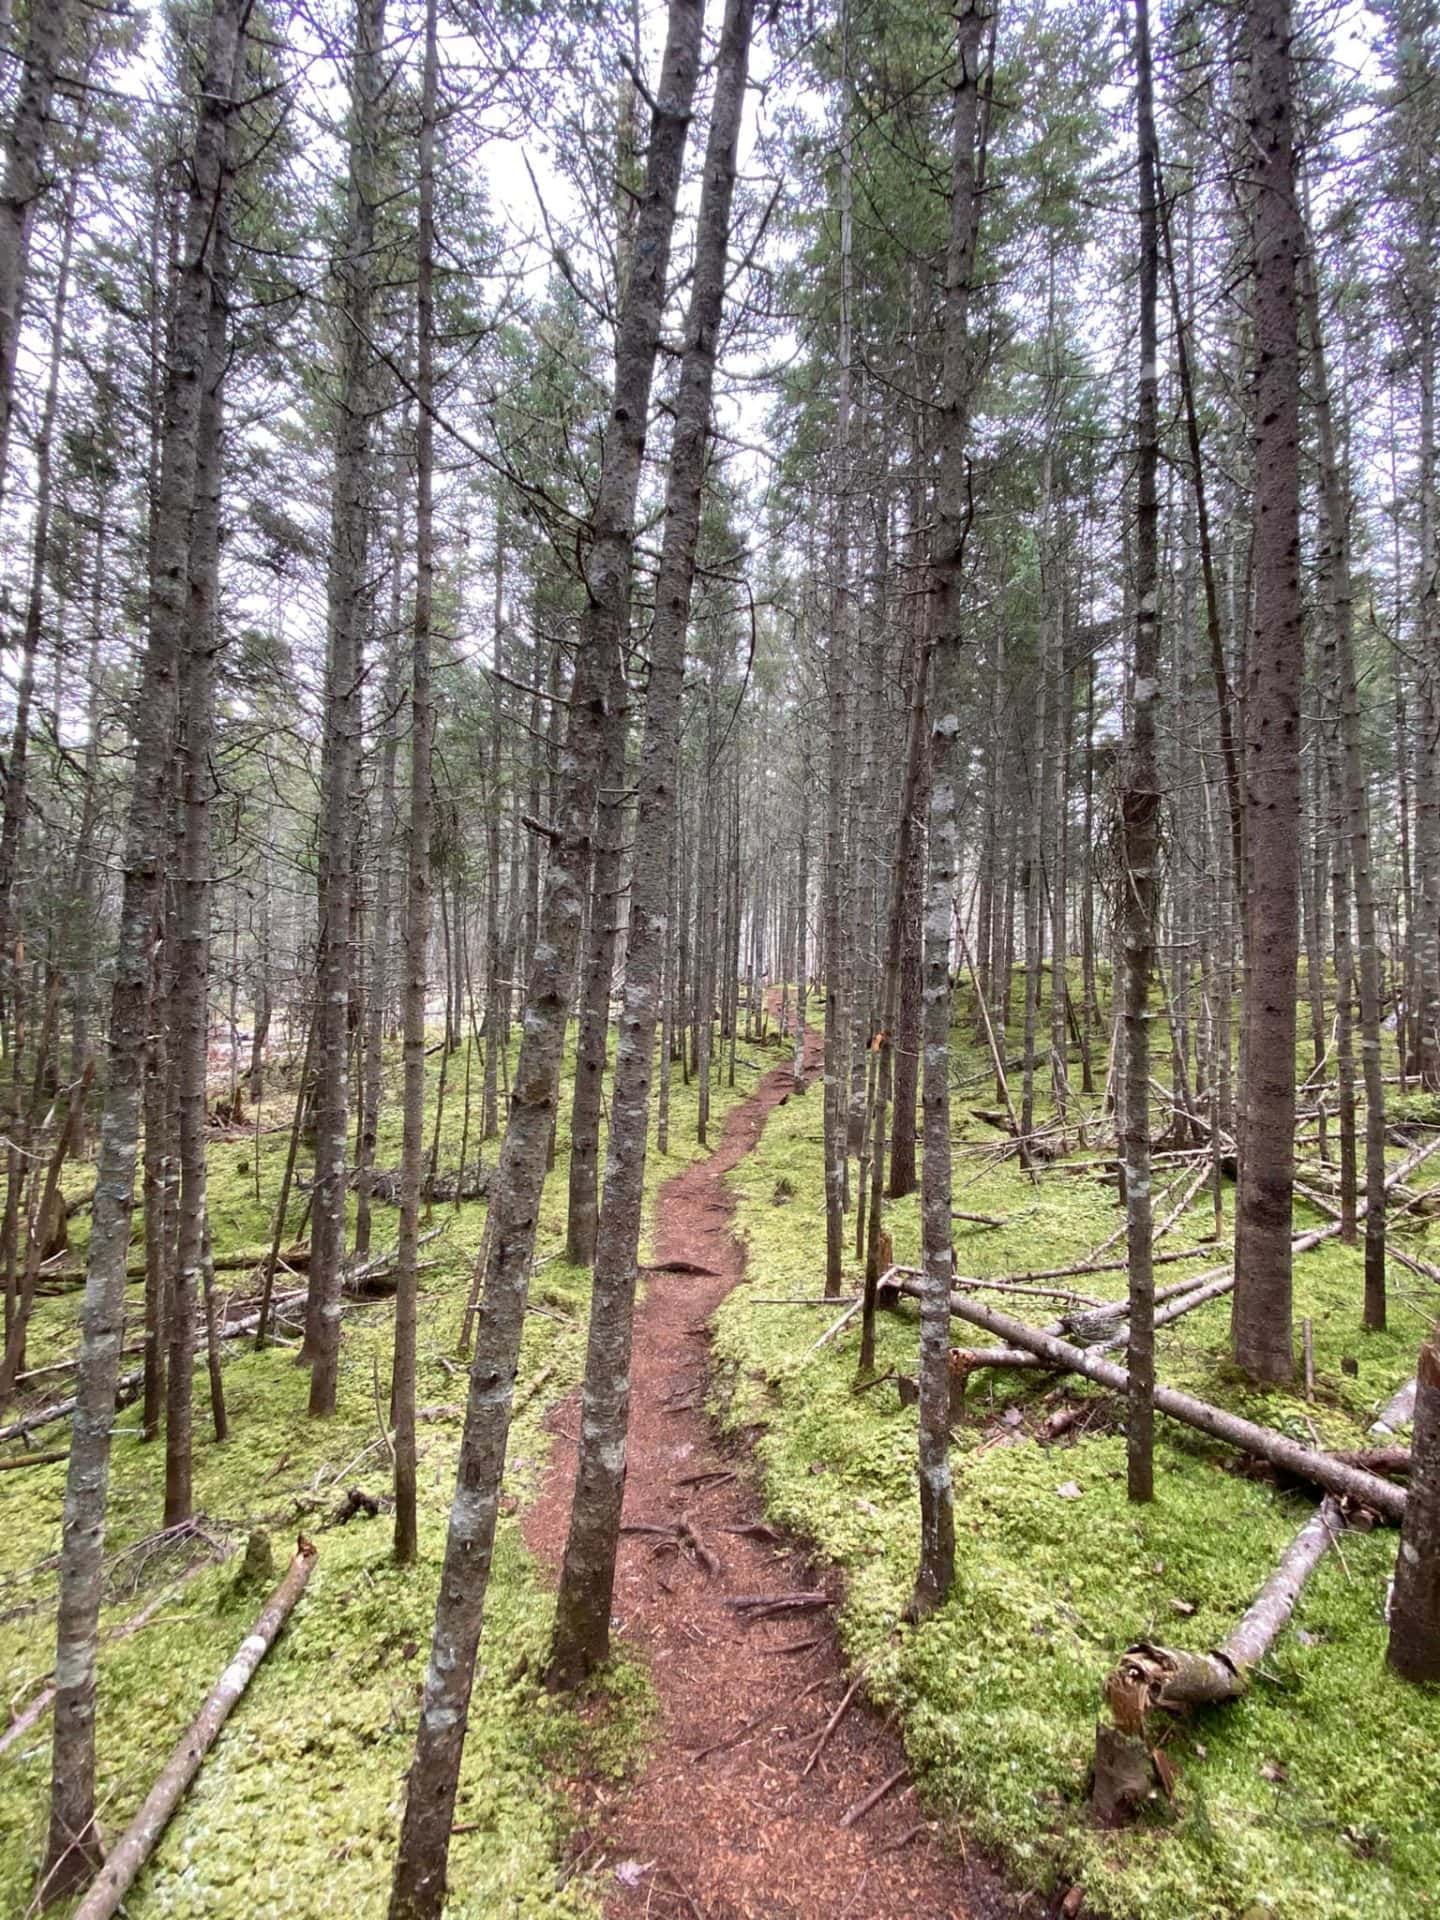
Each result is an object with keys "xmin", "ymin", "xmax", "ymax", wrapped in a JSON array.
[
  {"xmin": 642, "ymin": 1258, "xmax": 721, "ymax": 1277},
  {"xmin": 722, "ymin": 1522, "xmax": 782, "ymax": 1544},
  {"xmin": 883, "ymin": 1821, "xmax": 933, "ymax": 1853},
  {"xmin": 840, "ymin": 1766, "xmax": 910, "ymax": 1829},
  {"xmin": 727, "ymin": 1590, "xmax": 833, "ymax": 1624},
  {"xmin": 758, "ymin": 1635, "xmax": 821, "ymax": 1656},
  {"xmin": 678, "ymin": 1515, "xmax": 720, "ymax": 1577},
  {"xmin": 803, "ymin": 1667, "xmax": 865, "ymax": 1776},
  {"xmin": 688, "ymin": 1710, "xmax": 767, "ymax": 1765},
  {"xmin": 674, "ymin": 1468, "xmax": 735, "ymax": 1489},
  {"xmin": 660, "ymin": 1867, "xmax": 706, "ymax": 1920}
]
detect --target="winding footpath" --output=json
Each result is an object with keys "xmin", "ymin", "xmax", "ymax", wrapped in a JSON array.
[{"xmin": 525, "ymin": 1028, "xmax": 1012, "ymax": 1920}]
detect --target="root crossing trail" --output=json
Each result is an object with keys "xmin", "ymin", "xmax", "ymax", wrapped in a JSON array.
[{"xmin": 525, "ymin": 1027, "xmax": 1012, "ymax": 1920}]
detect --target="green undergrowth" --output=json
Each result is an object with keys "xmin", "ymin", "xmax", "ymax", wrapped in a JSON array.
[
  {"xmin": 713, "ymin": 1020, "xmax": 1440, "ymax": 1920},
  {"xmin": 1, "ymin": 1029, "xmax": 750, "ymax": 1918}
]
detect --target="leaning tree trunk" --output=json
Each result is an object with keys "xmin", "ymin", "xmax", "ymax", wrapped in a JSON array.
[
  {"xmin": 388, "ymin": 6, "xmax": 705, "ymax": 1910},
  {"xmin": 909, "ymin": 0, "xmax": 990, "ymax": 1622},
  {"xmin": 307, "ymin": 0, "xmax": 387, "ymax": 1416},
  {"xmin": 546, "ymin": 0, "xmax": 754, "ymax": 1691},
  {"xmin": 45, "ymin": 0, "xmax": 246, "ymax": 1892},
  {"xmin": 1232, "ymin": 0, "xmax": 1304, "ymax": 1385}
]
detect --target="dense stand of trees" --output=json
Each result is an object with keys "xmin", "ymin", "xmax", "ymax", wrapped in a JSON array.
[{"xmin": 0, "ymin": 0, "xmax": 1437, "ymax": 1901}]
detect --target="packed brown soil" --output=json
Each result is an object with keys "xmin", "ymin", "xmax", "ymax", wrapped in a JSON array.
[{"xmin": 524, "ymin": 1027, "xmax": 1020, "ymax": 1920}]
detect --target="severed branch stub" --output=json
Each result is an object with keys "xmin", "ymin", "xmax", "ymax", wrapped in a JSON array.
[{"xmin": 1091, "ymin": 1497, "xmax": 1345, "ymax": 1825}]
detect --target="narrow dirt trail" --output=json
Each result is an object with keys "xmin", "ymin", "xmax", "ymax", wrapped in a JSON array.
[{"xmin": 524, "ymin": 1029, "xmax": 1013, "ymax": 1920}]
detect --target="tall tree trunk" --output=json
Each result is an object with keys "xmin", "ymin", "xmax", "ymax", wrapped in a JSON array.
[
  {"xmin": 388, "ymin": 7, "xmax": 705, "ymax": 1908},
  {"xmin": 166, "ymin": 216, "xmax": 233, "ymax": 1531},
  {"xmin": 45, "ymin": 0, "xmax": 245, "ymax": 1889},
  {"xmin": 565, "ymin": 685, "xmax": 627, "ymax": 1265},
  {"xmin": 910, "ymin": 0, "xmax": 989, "ymax": 1621},
  {"xmin": 391, "ymin": 0, "xmax": 437, "ymax": 1568},
  {"xmin": 1124, "ymin": 0, "xmax": 1161, "ymax": 1504},
  {"xmin": 547, "ymin": 0, "xmax": 754, "ymax": 1687},
  {"xmin": 1299, "ymin": 250, "xmax": 1389, "ymax": 1330},
  {"xmin": 307, "ymin": 0, "xmax": 387, "ymax": 1415},
  {"xmin": 1231, "ymin": 0, "xmax": 1303, "ymax": 1386}
]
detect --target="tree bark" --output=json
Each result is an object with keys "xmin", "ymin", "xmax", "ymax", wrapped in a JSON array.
[
  {"xmin": 547, "ymin": 0, "xmax": 754, "ymax": 1690},
  {"xmin": 1387, "ymin": 1330, "xmax": 1440, "ymax": 1682},
  {"xmin": 388, "ymin": 7, "xmax": 705, "ymax": 1908},
  {"xmin": 391, "ymin": 0, "xmax": 437, "ymax": 1569},
  {"xmin": 1123, "ymin": 0, "xmax": 1161, "ymax": 1503},
  {"xmin": 45, "ymin": 0, "xmax": 246, "ymax": 1888},
  {"xmin": 1232, "ymin": 0, "xmax": 1304, "ymax": 1385},
  {"xmin": 307, "ymin": 0, "xmax": 387, "ymax": 1415},
  {"xmin": 909, "ymin": 0, "xmax": 989, "ymax": 1620}
]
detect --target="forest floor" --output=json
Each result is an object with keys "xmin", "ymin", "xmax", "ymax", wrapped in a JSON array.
[
  {"xmin": 524, "ymin": 1016, "xmax": 1014, "ymax": 1920},
  {"xmin": 710, "ymin": 1000, "xmax": 1440, "ymax": 1920},
  {"xmin": 4, "ymin": 992, "xmax": 1440, "ymax": 1920}
]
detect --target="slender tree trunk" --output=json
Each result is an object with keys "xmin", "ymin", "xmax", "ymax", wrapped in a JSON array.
[
  {"xmin": 388, "ymin": 8, "xmax": 704, "ymax": 1907},
  {"xmin": 547, "ymin": 0, "xmax": 753, "ymax": 1684},
  {"xmin": 1299, "ymin": 251, "xmax": 1389, "ymax": 1330},
  {"xmin": 391, "ymin": 0, "xmax": 437, "ymax": 1568},
  {"xmin": 167, "ymin": 217, "xmax": 233, "ymax": 1532},
  {"xmin": 910, "ymin": 0, "xmax": 989, "ymax": 1621},
  {"xmin": 1124, "ymin": 0, "xmax": 1161, "ymax": 1504},
  {"xmin": 45, "ymin": 0, "xmax": 245, "ymax": 1889},
  {"xmin": 307, "ymin": 0, "xmax": 387, "ymax": 1415}
]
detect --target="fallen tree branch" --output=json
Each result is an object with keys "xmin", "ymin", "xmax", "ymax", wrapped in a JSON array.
[
  {"xmin": 69, "ymin": 1539, "xmax": 317, "ymax": 1920},
  {"xmin": 928, "ymin": 1293, "xmax": 1406, "ymax": 1520},
  {"xmin": 1093, "ymin": 1495, "xmax": 1346, "ymax": 1823}
]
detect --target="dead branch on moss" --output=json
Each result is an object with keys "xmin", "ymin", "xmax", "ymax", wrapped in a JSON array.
[
  {"xmin": 1092, "ymin": 1497, "xmax": 1346, "ymax": 1823},
  {"xmin": 67, "ymin": 1540, "xmax": 317, "ymax": 1920},
  {"xmin": 929, "ymin": 1292, "xmax": 1406, "ymax": 1519}
]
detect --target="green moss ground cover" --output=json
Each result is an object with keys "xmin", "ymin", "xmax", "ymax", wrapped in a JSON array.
[
  {"xmin": 1, "ymin": 1032, "xmax": 750, "ymax": 1917},
  {"xmin": 713, "ymin": 1004, "xmax": 1440, "ymax": 1920}
]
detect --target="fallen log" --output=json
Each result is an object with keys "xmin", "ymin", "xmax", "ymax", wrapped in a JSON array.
[
  {"xmin": 930, "ymin": 1292, "xmax": 1406, "ymax": 1521},
  {"xmin": 0, "ymin": 1368, "xmax": 144, "ymax": 1446},
  {"xmin": 69, "ymin": 1539, "xmax": 317, "ymax": 1920},
  {"xmin": 37, "ymin": 1244, "xmax": 311, "ymax": 1294},
  {"xmin": 1371, "ymin": 1379, "xmax": 1417, "ymax": 1437},
  {"xmin": 1092, "ymin": 1495, "xmax": 1345, "ymax": 1824}
]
